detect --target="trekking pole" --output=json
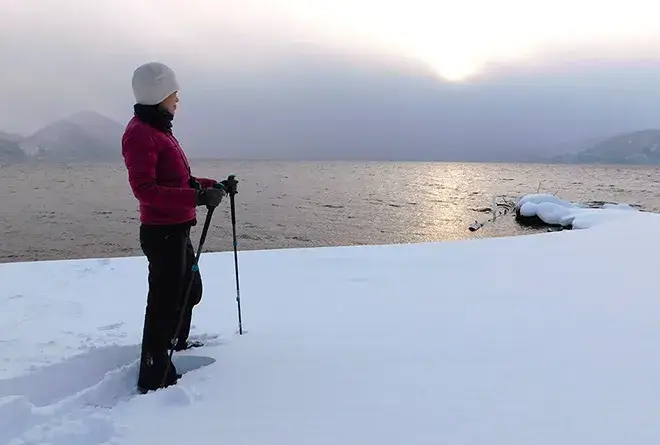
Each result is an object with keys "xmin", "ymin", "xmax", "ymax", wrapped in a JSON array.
[
  {"xmin": 161, "ymin": 204, "xmax": 216, "ymax": 388},
  {"xmin": 225, "ymin": 175, "xmax": 243, "ymax": 335}
]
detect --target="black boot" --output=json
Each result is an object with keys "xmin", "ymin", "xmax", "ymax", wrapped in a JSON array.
[
  {"xmin": 137, "ymin": 350, "xmax": 180, "ymax": 393},
  {"xmin": 172, "ymin": 338, "xmax": 205, "ymax": 351}
]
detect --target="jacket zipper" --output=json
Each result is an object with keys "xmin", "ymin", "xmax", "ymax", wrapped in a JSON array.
[{"xmin": 168, "ymin": 134, "xmax": 191, "ymax": 175}]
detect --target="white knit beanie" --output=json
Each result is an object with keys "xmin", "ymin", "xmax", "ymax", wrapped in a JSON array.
[{"xmin": 131, "ymin": 62, "xmax": 180, "ymax": 105}]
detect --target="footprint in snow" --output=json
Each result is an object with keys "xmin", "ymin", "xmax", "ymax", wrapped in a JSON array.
[
  {"xmin": 0, "ymin": 344, "xmax": 141, "ymax": 407},
  {"xmin": 97, "ymin": 322, "xmax": 125, "ymax": 331},
  {"xmin": 0, "ymin": 344, "xmax": 140, "ymax": 445}
]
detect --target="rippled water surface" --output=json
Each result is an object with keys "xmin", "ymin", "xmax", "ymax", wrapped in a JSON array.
[{"xmin": 1, "ymin": 160, "xmax": 659, "ymax": 263}]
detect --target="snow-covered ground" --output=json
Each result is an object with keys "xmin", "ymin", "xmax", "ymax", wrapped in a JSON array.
[{"xmin": 2, "ymin": 195, "xmax": 660, "ymax": 444}]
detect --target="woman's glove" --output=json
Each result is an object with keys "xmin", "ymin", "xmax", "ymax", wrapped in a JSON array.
[
  {"xmin": 214, "ymin": 175, "xmax": 238, "ymax": 195},
  {"xmin": 195, "ymin": 187, "xmax": 225, "ymax": 207}
]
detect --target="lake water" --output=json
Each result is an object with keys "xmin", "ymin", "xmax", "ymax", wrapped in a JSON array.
[{"xmin": 1, "ymin": 160, "xmax": 659, "ymax": 263}]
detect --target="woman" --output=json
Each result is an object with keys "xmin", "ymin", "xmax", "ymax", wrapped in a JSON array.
[{"xmin": 122, "ymin": 61, "xmax": 226, "ymax": 393}]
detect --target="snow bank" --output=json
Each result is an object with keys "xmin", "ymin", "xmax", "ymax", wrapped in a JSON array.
[
  {"xmin": 516, "ymin": 193, "xmax": 640, "ymax": 229},
  {"xmin": 2, "ymin": 209, "xmax": 660, "ymax": 444}
]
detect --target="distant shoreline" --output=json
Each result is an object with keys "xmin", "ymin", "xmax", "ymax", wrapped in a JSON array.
[{"xmin": 3, "ymin": 157, "xmax": 660, "ymax": 167}]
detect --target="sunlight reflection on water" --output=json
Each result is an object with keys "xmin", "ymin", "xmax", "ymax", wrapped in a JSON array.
[{"xmin": 1, "ymin": 160, "xmax": 658, "ymax": 262}]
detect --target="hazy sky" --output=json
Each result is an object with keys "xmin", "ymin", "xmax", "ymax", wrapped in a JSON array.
[{"xmin": 2, "ymin": 0, "xmax": 660, "ymax": 160}]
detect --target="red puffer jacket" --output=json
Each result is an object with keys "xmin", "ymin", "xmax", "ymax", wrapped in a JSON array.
[{"xmin": 122, "ymin": 116, "xmax": 216, "ymax": 225}]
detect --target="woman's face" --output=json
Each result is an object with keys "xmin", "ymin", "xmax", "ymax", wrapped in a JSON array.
[{"xmin": 161, "ymin": 91, "xmax": 179, "ymax": 115}]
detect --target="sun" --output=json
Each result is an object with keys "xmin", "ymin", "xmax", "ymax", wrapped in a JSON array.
[
  {"xmin": 433, "ymin": 65, "xmax": 479, "ymax": 83},
  {"xmin": 419, "ymin": 54, "xmax": 482, "ymax": 83}
]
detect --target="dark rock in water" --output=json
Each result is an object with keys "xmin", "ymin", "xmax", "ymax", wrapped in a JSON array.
[
  {"xmin": 468, "ymin": 221, "xmax": 483, "ymax": 231},
  {"xmin": 467, "ymin": 196, "xmax": 518, "ymax": 232},
  {"xmin": 586, "ymin": 200, "xmax": 643, "ymax": 210}
]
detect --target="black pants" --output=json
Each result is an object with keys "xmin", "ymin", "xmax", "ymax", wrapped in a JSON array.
[{"xmin": 139, "ymin": 221, "xmax": 202, "ymax": 359}]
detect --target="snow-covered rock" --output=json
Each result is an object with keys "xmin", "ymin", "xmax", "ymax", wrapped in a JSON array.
[{"xmin": 515, "ymin": 193, "xmax": 639, "ymax": 229}]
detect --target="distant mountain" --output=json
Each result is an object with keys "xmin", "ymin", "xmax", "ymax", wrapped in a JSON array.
[
  {"xmin": 19, "ymin": 111, "xmax": 123, "ymax": 161},
  {"xmin": 0, "ymin": 137, "xmax": 26, "ymax": 163},
  {"xmin": 552, "ymin": 129, "xmax": 660, "ymax": 164},
  {"xmin": 0, "ymin": 131, "xmax": 24, "ymax": 143}
]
